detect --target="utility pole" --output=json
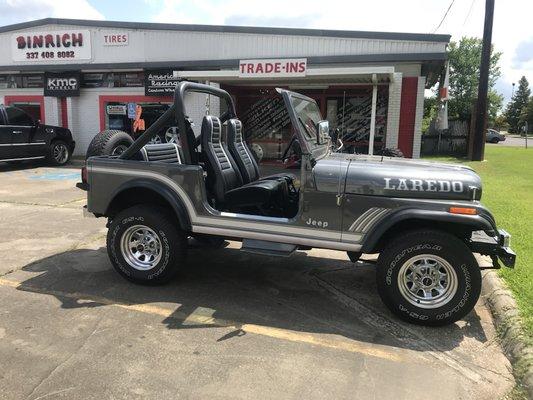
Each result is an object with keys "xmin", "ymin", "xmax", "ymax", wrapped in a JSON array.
[{"xmin": 471, "ymin": 0, "xmax": 495, "ymax": 161}]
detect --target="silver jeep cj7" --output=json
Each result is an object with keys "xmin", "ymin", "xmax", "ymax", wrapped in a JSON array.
[{"xmin": 78, "ymin": 82, "xmax": 515, "ymax": 326}]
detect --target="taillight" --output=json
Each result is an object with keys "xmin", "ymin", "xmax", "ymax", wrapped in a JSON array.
[{"xmin": 81, "ymin": 166, "xmax": 88, "ymax": 183}]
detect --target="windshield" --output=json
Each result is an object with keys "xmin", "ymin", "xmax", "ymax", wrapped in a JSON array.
[{"xmin": 291, "ymin": 96, "xmax": 322, "ymax": 142}]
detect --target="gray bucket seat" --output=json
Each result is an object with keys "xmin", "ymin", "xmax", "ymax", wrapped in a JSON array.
[{"xmin": 201, "ymin": 115, "xmax": 286, "ymax": 214}]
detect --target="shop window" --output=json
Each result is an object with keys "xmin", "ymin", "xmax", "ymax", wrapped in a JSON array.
[
  {"xmin": 239, "ymin": 96, "xmax": 294, "ymax": 161},
  {"xmin": 83, "ymin": 72, "xmax": 143, "ymax": 88},
  {"xmin": 104, "ymin": 101, "xmax": 173, "ymax": 142},
  {"xmin": 6, "ymin": 106, "xmax": 35, "ymax": 126},
  {"xmin": 8, "ymin": 102, "xmax": 41, "ymax": 122},
  {"xmin": 327, "ymin": 88, "xmax": 388, "ymax": 154},
  {"xmin": 0, "ymin": 74, "xmax": 44, "ymax": 89}
]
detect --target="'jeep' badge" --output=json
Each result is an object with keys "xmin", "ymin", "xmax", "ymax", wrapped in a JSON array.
[{"xmin": 384, "ymin": 178, "xmax": 463, "ymax": 192}]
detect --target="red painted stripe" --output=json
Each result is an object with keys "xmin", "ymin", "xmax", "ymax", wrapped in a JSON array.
[
  {"xmin": 60, "ymin": 97, "xmax": 68, "ymax": 128},
  {"xmin": 397, "ymin": 77, "xmax": 418, "ymax": 158}
]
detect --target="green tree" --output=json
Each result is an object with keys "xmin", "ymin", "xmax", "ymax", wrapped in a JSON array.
[
  {"xmin": 506, "ymin": 76, "xmax": 531, "ymax": 133},
  {"xmin": 447, "ymin": 37, "xmax": 503, "ymax": 123},
  {"xmin": 422, "ymin": 96, "xmax": 438, "ymax": 133},
  {"xmin": 518, "ymin": 96, "xmax": 533, "ymax": 135}
]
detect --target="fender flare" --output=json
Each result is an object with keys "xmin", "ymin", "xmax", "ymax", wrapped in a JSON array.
[
  {"xmin": 106, "ymin": 179, "xmax": 191, "ymax": 231},
  {"xmin": 361, "ymin": 208, "xmax": 495, "ymax": 253}
]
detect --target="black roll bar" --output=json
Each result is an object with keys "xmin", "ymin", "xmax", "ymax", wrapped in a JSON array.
[{"xmin": 120, "ymin": 81, "xmax": 237, "ymax": 164}]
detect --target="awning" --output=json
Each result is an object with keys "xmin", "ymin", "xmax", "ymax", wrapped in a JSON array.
[{"xmin": 173, "ymin": 66, "xmax": 395, "ymax": 85}]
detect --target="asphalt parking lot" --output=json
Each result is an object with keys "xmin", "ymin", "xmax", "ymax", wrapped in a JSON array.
[{"xmin": 0, "ymin": 161, "xmax": 515, "ymax": 400}]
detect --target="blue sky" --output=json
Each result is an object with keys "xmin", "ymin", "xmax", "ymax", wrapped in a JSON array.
[{"xmin": 0, "ymin": 0, "xmax": 531, "ymax": 103}]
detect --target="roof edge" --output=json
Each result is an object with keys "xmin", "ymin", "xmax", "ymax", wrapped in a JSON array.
[
  {"xmin": 0, "ymin": 52, "xmax": 448, "ymax": 73},
  {"xmin": 0, "ymin": 18, "xmax": 451, "ymax": 43}
]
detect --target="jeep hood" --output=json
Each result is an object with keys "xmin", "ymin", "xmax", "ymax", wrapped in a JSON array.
[{"xmin": 315, "ymin": 154, "xmax": 482, "ymax": 201}]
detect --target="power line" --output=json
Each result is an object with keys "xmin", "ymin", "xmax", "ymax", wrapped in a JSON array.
[
  {"xmin": 432, "ymin": 0, "xmax": 456, "ymax": 33},
  {"xmin": 463, "ymin": 0, "xmax": 477, "ymax": 27}
]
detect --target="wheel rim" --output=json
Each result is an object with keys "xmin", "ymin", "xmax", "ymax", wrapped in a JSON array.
[
  {"xmin": 165, "ymin": 127, "xmax": 179, "ymax": 143},
  {"xmin": 120, "ymin": 225, "xmax": 163, "ymax": 271},
  {"xmin": 148, "ymin": 136, "xmax": 162, "ymax": 145},
  {"xmin": 53, "ymin": 143, "xmax": 69, "ymax": 164},
  {"xmin": 397, "ymin": 254, "xmax": 458, "ymax": 309},
  {"xmin": 111, "ymin": 144, "xmax": 128, "ymax": 156}
]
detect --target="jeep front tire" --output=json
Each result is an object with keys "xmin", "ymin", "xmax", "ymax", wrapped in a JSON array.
[
  {"xmin": 376, "ymin": 229, "xmax": 481, "ymax": 326},
  {"xmin": 107, "ymin": 205, "xmax": 187, "ymax": 284}
]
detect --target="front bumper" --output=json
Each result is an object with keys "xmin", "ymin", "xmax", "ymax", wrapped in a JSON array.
[{"xmin": 470, "ymin": 229, "xmax": 516, "ymax": 268}]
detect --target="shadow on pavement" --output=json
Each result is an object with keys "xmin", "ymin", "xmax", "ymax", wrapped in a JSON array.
[{"xmin": 14, "ymin": 243, "xmax": 488, "ymax": 354}]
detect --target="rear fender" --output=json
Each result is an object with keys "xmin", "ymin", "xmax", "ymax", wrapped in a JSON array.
[{"xmin": 106, "ymin": 179, "xmax": 191, "ymax": 231}]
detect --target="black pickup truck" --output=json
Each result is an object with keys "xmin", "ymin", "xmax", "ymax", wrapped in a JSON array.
[{"xmin": 0, "ymin": 105, "xmax": 75, "ymax": 165}]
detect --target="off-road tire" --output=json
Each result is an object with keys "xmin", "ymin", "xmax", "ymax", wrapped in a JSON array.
[
  {"xmin": 107, "ymin": 205, "xmax": 187, "ymax": 285},
  {"xmin": 376, "ymin": 229, "xmax": 481, "ymax": 326},
  {"xmin": 85, "ymin": 130, "xmax": 133, "ymax": 159},
  {"xmin": 47, "ymin": 139, "xmax": 72, "ymax": 166}
]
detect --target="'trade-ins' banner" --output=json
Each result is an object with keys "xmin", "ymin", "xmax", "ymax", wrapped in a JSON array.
[
  {"xmin": 44, "ymin": 72, "xmax": 81, "ymax": 97},
  {"xmin": 145, "ymin": 70, "xmax": 182, "ymax": 96},
  {"xmin": 239, "ymin": 58, "xmax": 307, "ymax": 78},
  {"xmin": 12, "ymin": 30, "xmax": 92, "ymax": 62}
]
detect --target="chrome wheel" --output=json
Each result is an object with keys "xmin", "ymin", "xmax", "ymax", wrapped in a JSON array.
[
  {"xmin": 165, "ymin": 127, "xmax": 179, "ymax": 143},
  {"xmin": 397, "ymin": 254, "xmax": 458, "ymax": 309},
  {"xmin": 111, "ymin": 144, "xmax": 129, "ymax": 156},
  {"xmin": 120, "ymin": 225, "xmax": 163, "ymax": 271},
  {"xmin": 148, "ymin": 135, "xmax": 162, "ymax": 145},
  {"xmin": 52, "ymin": 142, "xmax": 69, "ymax": 164}
]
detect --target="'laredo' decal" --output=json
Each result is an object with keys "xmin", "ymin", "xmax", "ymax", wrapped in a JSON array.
[{"xmin": 384, "ymin": 178, "xmax": 463, "ymax": 193}]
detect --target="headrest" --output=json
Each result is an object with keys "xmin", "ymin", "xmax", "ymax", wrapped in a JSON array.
[
  {"xmin": 201, "ymin": 115, "xmax": 222, "ymax": 145},
  {"xmin": 227, "ymin": 119, "xmax": 244, "ymax": 143}
]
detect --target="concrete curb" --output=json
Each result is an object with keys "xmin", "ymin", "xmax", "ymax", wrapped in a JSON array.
[{"xmin": 482, "ymin": 271, "xmax": 532, "ymax": 398}]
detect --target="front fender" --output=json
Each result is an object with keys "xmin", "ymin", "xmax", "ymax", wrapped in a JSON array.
[{"xmin": 361, "ymin": 208, "xmax": 496, "ymax": 253}]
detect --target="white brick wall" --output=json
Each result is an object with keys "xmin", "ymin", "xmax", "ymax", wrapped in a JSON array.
[
  {"xmin": 412, "ymin": 76, "xmax": 426, "ymax": 159},
  {"xmin": 385, "ymin": 72, "xmax": 402, "ymax": 149},
  {"xmin": 44, "ymin": 96, "xmax": 60, "ymax": 126}
]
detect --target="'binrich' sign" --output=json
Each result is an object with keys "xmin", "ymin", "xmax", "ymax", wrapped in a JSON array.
[
  {"xmin": 11, "ymin": 30, "xmax": 92, "ymax": 63},
  {"xmin": 239, "ymin": 58, "xmax": 307, "ymax": 78}
]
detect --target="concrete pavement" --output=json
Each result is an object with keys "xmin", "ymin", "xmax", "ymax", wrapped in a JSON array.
[{"xmin": 0, "ymin": 161, "xmax": 516, "ymax": 399}]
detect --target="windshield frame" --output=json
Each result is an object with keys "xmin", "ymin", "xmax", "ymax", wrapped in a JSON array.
[{"xmin": 277, "ymin": 88, "xmax": 330, "ymax": 160}]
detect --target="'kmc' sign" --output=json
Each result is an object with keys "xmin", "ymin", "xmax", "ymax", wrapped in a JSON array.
[{"xmin": 44, "ymin": 71, "xmax": 81, "ymax": 97}]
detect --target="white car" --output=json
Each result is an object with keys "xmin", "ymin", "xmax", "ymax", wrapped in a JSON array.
[{"xmin": 486, "ymin": 129, "xmax": 506, "ymax": 143}]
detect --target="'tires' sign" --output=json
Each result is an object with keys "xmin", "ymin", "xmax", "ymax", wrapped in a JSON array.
[{"xmin": 239, "ymin": 58, "xmax": 307, "ymax": 78}]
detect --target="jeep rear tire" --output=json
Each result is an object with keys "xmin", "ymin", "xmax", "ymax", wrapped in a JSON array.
[
  {"xmin": 376, "ymin": 229, "xmax": 481, "ymax": 326},
  {"xmin": 85, "ymin": 130, "xmax": 134, "ymax": 159},
  {"xmin": 107, "ymin": 205, "xmax": 187, "ymax": 285}
]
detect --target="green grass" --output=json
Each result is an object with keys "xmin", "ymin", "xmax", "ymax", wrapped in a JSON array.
[{"xmin": 425, "ymin": 147, "xmax": 533, "ymax": 341}]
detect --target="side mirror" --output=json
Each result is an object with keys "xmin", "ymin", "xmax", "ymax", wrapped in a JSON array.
[{"xmin": 316, "ymin": 120, "xmax": 329, "ymax": 144}]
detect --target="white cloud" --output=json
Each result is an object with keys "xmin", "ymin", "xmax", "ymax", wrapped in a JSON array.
[
  {"xmin": 149, "ymin": 0, "xmax": 532, "ymax": 102},
  {"xmin": 0, "ymin": 0, "xmax": 104, "ymax": 25}
]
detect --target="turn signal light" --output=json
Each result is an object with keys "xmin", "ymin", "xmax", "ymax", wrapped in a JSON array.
[{"xmin": 449, "ymin": 207, "xmax": 477, "ymax": 215}]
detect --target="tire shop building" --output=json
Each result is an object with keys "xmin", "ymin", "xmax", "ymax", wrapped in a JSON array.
[{"xmin": 0, "ymin": 18, "xmax": 449, "ymax": 159}]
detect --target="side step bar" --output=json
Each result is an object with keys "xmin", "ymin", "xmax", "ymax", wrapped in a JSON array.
[{"xmin": 241, "ymin": 239, "xmax": 297, "ymax": 257}]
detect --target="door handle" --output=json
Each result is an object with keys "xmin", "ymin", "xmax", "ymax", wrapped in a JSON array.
[{"xmin": 12, "ymin": 130, "xmax": 23, "ymax": 134}]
